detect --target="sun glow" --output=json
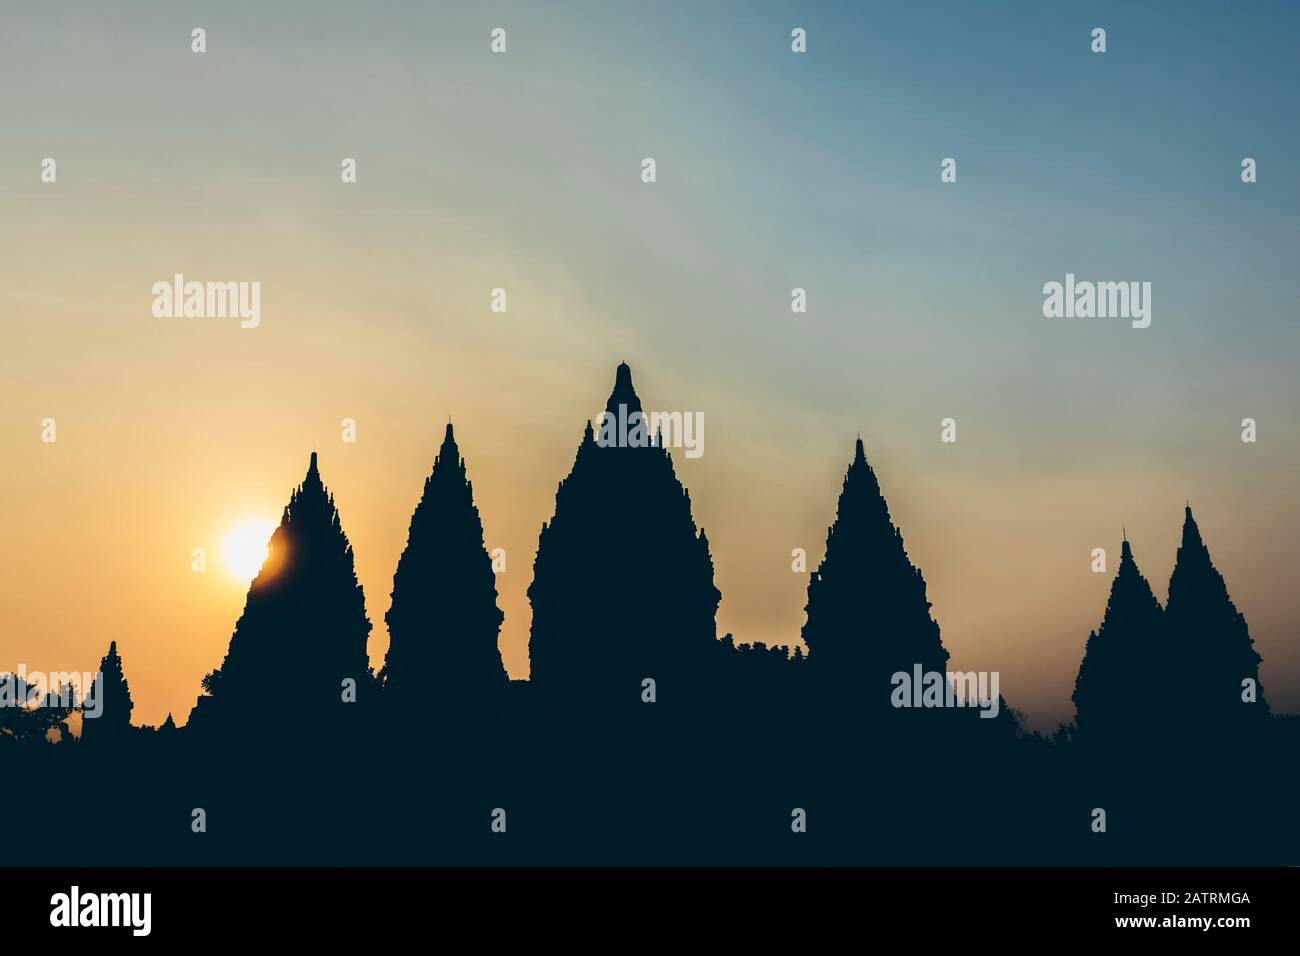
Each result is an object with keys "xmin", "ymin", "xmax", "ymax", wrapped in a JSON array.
[{"xmin": 221, "ymin": 519, "xmax": 279, "ymax": 584}]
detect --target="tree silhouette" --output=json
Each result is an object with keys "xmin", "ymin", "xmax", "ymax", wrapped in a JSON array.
[
  {"xmin": 189, "ymin": 452, "xmax": 374, "ymax": 737},
  {"xmin": 527, "ymin": 363, "xmax": 721, "ymax": 710},
  {"xmin": 0, "ymin": 674, "xmax": 79, "ymax": 747},
  {"xmin": 800, "ymin": 439, "xmax": 949, "ymax": 715},
  {"xmin": 381, "ymin": 423, "xmax": 506, "ymax": 713},
  {"xmin": 1165, "ymin": 506, "xmax": 1268, "ymax": 732},
  {"xmin": 80, "ymin": 640, "xmax": 135, "ymax": 746},
  {"xmin": 1071, "ymin": 538, "xmax": 1166, "ymax": 746}
]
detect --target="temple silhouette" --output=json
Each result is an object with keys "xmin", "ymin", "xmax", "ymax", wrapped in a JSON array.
[
  {"xmin": 2, "ymin": 363, "xmax": 1296, "ymax": 865},
  {"xmin": 186, "ymin": 451, "xmax": 375, "ymax": 739},
  {"xmin": 381, "ymin": 423, "xmax": 508, "ymax": 716},
  {"xmin": 528, "ymin": 362, "xmax": 721, "ymax": 713}
]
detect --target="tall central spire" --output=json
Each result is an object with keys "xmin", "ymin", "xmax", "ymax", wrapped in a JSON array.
[
  {"xmin": 529, "ymin": 363, "xmax": 720, "ymax": 708},
  {"xmin": 604, "ymin": 361, "xmax": 643, "ymax": 416}
]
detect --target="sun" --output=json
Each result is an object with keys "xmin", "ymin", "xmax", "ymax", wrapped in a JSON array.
[{"xmin": 221, "ymin": 518, "xmax": 279, "ymax": 584}]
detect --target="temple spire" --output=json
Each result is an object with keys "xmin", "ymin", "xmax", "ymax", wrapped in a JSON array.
[
  {"xmin": 1166, "ymin": 504, "xmax": 1266, "ymax": 725},
  {"xmin": 1072, "ymin": 534, "xmax": 1164, "ymax": 743},
  {"xmin": 529, "ymin": 362, "xmax": 719, "ymax": 705},
  {"xmin": 605, "ymin": 361, "xmax": 642, "ymax": 415},
  {"xmin": 382, "ymin": 420, "xmax": 505, "ymax": 710},
  {"xmin": 189, "ymin": 447, "xmax": 374, "ymax": 737},
  {"xmin": 801, "ymin": 436, "xmax": 949, "ymax": 707}
]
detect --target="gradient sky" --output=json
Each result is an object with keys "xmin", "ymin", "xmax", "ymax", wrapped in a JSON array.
[{"xmin": 3, "ymin": 1, "xmax": 1298, "ymax": 731}]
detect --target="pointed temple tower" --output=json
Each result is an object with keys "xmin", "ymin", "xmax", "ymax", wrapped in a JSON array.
[
  {"xmin": 800, "ymin": 438, "xmax": 950, "ymax": 714},
  {"xmin": 381, "ymin": 423, "xmax": 506, "ymax": 713},
  {"xmin": 526, "ymin": 363, "xmax": 721, "ymax": 710},
  {"xmin": 1165, "ymin": 506, "xmax": 1268, "ymax": 730},
  {"xmin": 1071, "ymin": 535, "xmax": 1167, "ymax": 744},
  {"xmin": 189, "ymin": 452, "xmax": 374, "ymax": 737}
]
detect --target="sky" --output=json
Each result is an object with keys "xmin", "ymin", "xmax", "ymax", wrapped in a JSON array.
[{"xmin": 2, "ymin": 1, "xmax": 1298, "ymax": 731}]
